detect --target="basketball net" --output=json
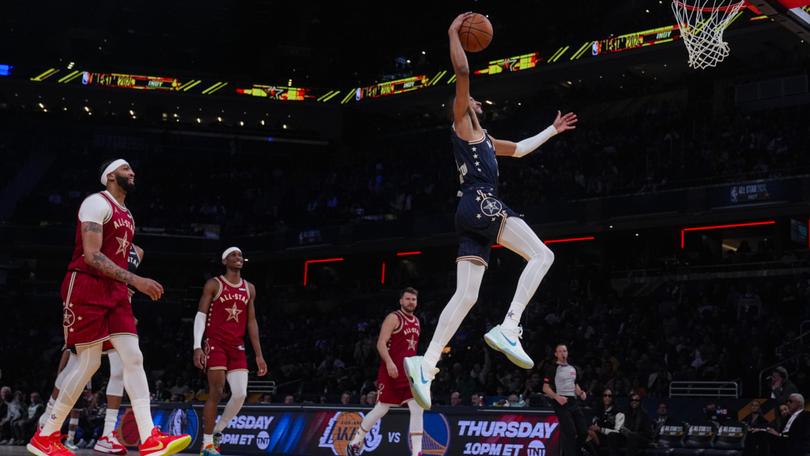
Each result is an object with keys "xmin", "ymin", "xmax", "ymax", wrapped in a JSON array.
[{"xmin": 672, "ymin": 0, "xmax": 746, "ymax": 69}]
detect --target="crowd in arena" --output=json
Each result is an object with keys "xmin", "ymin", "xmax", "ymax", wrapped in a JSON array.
[{"xmin": 4, "ymin": 101, "xmax": 809, "ymax": 241}]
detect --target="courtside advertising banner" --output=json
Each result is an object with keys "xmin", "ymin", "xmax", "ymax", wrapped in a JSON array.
[{"xmin": 118, "ymin": 404, "xmax": 559, "ymax": 456}]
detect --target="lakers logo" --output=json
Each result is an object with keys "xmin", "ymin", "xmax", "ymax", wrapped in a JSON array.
[
  {"xmin": 480, "ymin": 197, "xmax": 503, "ymax": 217},
  {"xmin": 63, "ymin": 306, "xmax": 76, "ymax": 328},
  {"xmin": 318, "ymin": 412, "xmax": 381, "ymax": 455}
]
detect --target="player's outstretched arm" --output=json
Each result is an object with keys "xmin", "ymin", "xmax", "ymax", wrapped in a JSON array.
[
  {"xmin": 192, "ymin": 278, "xmax": 218, "ymax": 369},
  {"xmin": 449, "ymin": 12, "xmax": 474, "ymax": 126},
  {"xmin": 491, "ymin": 111, "xmax": 578, "ymax": 158},
  {"xmin": 246, "ymin": 282, "xmax": 267, "ymax": 376},
  {"xmin": 81, "ymin": 222, "xmax": 163, "ymax": 300},
  {"xmin": 376, "ymin": 313, "xmax": 401, "ymax": 379}
]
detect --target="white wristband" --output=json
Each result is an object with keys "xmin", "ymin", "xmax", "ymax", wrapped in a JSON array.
[
  {"xmin": 193, "ymin": 312, "xmax": 206, "ymax": 349},
  {"xmin": 513, "ymin": 125, "xmax": 558, "ymax": 158}
]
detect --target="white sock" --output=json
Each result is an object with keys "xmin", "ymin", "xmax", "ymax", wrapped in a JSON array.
[
  {"xmin": 110, "ymin": 335, "xmax": 154, "ymax": 442},
  {"xmin": 498, "ymin": 217, "xmax": 554, "ymax": 330},
  {"xmin": 423, "ymin": 261, "xmax": 485, "ymax": 368},
  {"xmin": 203, "ymin": 434, "xmax": 213, "ymax": 446},
  {"xmin": 39, "ymin": 397, "xmax": 56, "ymax": 428},
  {"xmin": 407, "ymin": 400, "xmax": 423, "ymax": 456},
  {"xmin": 213, "ymin": 370, "xmax": 248, "ymax": 434},
  {"xmin": 42, "ymin": 344, "xmax": 102, "ymax": 436},
  {"xmin": 102, "ymin": 407, "xmax": 119, "ymax": 437},
  {"xmin": 349, "ymin": 402, "xmax": 390, "ymax": 446},
  {"xmin": 68, "ymin": 418, "xmax": 79, "ymax": 442}
]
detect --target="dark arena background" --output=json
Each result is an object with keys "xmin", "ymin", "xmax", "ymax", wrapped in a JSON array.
[{"xmin": 1, "ymin": 1, "xmax": 810, "ymax": 455}]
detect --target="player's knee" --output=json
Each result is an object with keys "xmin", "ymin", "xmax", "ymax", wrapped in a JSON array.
[
  {"xmin": 542, "ymin": 245, "xmax": 555, "ymax": 265},
  {"xmin": 231, "ymin": 388, "xmax": 247, "ymax": 403}
]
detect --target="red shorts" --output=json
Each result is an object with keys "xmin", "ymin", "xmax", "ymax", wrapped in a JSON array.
[
  {"xmin": 61, "ymin": 271, "xmax": 137, "ymax": 348},
  {"xmin": 204, "ymin": 337, "xmax": 247, "ymax": 372},
  {"xmin": 377, "ymin": 376, "xmax": 413, "ymax": 405}
]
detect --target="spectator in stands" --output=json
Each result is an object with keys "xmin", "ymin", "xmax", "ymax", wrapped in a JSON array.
[
  {"xmin": 770, "ymin": 367, "xmax": 799, "ymax": 405},
  {"xmin": 0, "ymin": 389, "xmax": 22, "ymax": 445},
  {"xmin": 470, "ymin": 393, "xmax": 484, "ymax": 407},
  {"xmin": 365, "ymin": 390, "xmax": 377, "ymax": 405},
  {"xmin": 259, "ymin": 394, "xmax": 272, "ymax": 404},
  {"xmin": 450, "ymin": 391, "xmax": 462, "ymax": 407},
  {"xmin": 587, "ymin": 388, "xmax": 624, "ymax": 456},
  {"xmin": 283, "ymin": 395, "xmax": 295, "ymax": 405},
  {"xmin": 340, "ymin": 391, "xmax": 352, "ymax": 405},
  {"xmin": 742, "ymin": 399, "xmax": 771, "ymax": 456},
  {"xmin": 652, "ymin": 402, "xmax": 673, "ymax": 435},
  {"xmin": 621, "ymin": 393, "xmax": 653, "ymax": 456},
  {"xmin": 767, "ymin": 393, "xmax": 810, "ymax": 456},
  {"xmin": 0, "ymin": 387, "xmax": 11, "ymax": 444},
  {"xmin": 11, "ymin": 392, "xmax": 43, "ymax": 445}
]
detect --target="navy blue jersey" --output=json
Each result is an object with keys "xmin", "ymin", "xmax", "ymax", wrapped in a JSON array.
[{"xmin": 451, "ymin": 128, "xmax": 499, "ymax": 192}]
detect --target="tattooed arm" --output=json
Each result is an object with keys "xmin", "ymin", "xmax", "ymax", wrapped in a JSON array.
[{"xmin": 81, "ymin": 222, "xmax": 164, "ymax": 300}]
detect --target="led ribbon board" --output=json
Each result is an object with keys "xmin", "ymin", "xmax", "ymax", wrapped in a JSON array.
[
  {"xmin": 473, "ymin": 52, "xmax": 540, "ymax": 75},
  {"xmin": 83, "ymin": 72, "xmax": 185, "ymax": 91},
  {"xmin": 359, "ymin": 75, "xmax": 430, "ymax": 100},
  {"xmin": 589, "ymin": 25, "xmax": 681, "ymax": 58},
  {"xmin": 235, "ymin": 85, "xmax": 316, "ymax": 101}
]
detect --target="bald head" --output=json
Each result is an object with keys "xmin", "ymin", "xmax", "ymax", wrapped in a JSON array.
[{"xmin": 788, "ymin": 393, "xmax": 805, "ymax": 413}]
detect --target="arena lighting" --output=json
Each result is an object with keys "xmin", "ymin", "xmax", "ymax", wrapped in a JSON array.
[
  {"xmin": 680, "ymin": 220, "xmax": 776, "ymax": 249},
  {"xmin": 396, "ymin": 251, "xmax": 422, "ymax": 256},
  {"xmin": 303, "ymin": 257, "xmax": 344, "ymax": 286},
  {"xmin": 380, "ymin": 261, "xmax": 386, "ymax": 284}
]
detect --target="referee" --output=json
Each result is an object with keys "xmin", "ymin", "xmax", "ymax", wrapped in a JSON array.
[{"xmin": 543, "ymin": 344, "xmax": 587, "ymax": 456}]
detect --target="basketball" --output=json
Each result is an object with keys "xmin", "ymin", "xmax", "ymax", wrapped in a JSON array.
[{"xmin": 458, "ymin": 13, "xmax": 493, "ymax": 53}]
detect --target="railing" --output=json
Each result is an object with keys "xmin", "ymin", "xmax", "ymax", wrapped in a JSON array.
[
  {"xmin": 669, "ymin": 381, "xmax": 739, "ymax": 398},
  {"xmin": 247, "ymin": 380, "xmax": 276, "ymax": 395}
]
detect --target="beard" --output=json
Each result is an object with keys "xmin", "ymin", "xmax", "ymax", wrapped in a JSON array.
[{"xmin": 115, "ymin": 174, "xmax": 135, "ymax": 193}]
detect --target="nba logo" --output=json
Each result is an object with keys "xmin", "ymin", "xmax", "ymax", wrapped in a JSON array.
[{"xmin": 527, "ymin": 440, "xmax": 546, "ymax": 456}]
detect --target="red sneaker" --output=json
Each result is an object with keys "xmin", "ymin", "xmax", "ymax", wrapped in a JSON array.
[
  {"xmin": 27, "ymin": 429, "xmax": 75, "ymax": 456},
  {"xmin": 138, "ymin": 427, "xmax": 191, "ymax": 456}
]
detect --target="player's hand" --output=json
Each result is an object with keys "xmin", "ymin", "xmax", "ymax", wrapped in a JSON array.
[
  {"xmin": 134, "ymin": 276, "xmax": 164, "ymax": 301},
  {"xmin": 553, "ymin": 111, "xmax": 578, "ymax": 134},
  {"xmin": 556, "ymin": 395, "xmax": 568, "ymax": 405},
  {"xmin": 256, "ymin": 356, "xmax": 268, "ymax": 377},
  {"xmin": 386, "ymin": 361, "xmax": 399, "ymax": 379},
  {"xmin": 449, "ymin": 12, "xmax": 474, "ymax": 33},
  {"xmin": 579, "ymin": 391, "xmax": 587, "ymax": 401},
  {"xmin": 193, "ymin": 348, "xmax": 205, "ymax": 370}
]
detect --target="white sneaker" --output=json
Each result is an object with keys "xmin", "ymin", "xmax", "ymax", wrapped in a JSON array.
[
  {"xmin": 64, "ymin": 440, "xmax": 79, "ymax": 451},
  {"xmin": 403, "ymin": 356, "xmax": 439, "ymax": 410},
  {"xmin": 484, "ymin": 325, "xmax": 534, "ymax": 369},
  {"xmin": 94, "ymin": 434, "xmax": 128, "ymax": 455}
]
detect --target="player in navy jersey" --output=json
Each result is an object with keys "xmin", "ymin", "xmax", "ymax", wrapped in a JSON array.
[{"xmin": 404, "ymin": 12, "xmax": 578, "ymax": 410}]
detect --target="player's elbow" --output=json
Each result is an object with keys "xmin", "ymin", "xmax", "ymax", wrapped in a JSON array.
[
  {"xmin": 82, "ymin": 250, "xmax": 98, "ymax": 266},
  {"xmin": 455, "ymin": 64, "xmax": 470, "ymax": 76}
]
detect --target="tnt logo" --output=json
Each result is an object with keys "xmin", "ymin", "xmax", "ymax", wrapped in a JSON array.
[
  {"xmin": 527, "ymin": 440, "xmax": 546, "ymax": 456},
  {"xmin": 256, "ymin": 431, "xmax": 269, "ymax": 450}
]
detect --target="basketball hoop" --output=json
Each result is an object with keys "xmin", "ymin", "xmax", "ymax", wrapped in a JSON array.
[{"xmin": 672, "ymin": 0, "xmax": 746, "ymax": 69}]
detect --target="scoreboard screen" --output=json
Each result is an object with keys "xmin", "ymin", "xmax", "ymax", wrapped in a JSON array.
[{"xmin": 82, "ymin": 72, "xmax": 181, "ymax": 90}]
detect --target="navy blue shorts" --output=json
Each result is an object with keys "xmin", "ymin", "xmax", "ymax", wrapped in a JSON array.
[{"xmin": 455, "ymin": 187, "xmax": 519, "ymax": 267}]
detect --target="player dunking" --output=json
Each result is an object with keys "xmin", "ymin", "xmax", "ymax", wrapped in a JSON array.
[
  {"xmin": 28, "ymin": 159, "xmax": 191, "ymax": 456},
  {"xmin": 39, "ymin": 244, "xmax": 143, "ymax": 455},
  {"xmin": 193, "ymin": 247, "xmax": 267, "ymax": 456},
  {"xmin": 403, "ymin": 13, "xmax": 578, "ymax": 410},
  {"xmin": 347, "ymin": 288, "xmax": 423, "ymax": 456}
]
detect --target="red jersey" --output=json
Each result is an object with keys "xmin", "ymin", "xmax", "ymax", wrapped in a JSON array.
[
  {"xmin": 205, "ymin": 276, "xmax": 250, "ymax": 346},
  {"xmin": 67, "ymin": 192, "xmax": 134, "ymax": 295},
  {"xmin": 377, "ymin": 310, "xmax": 420, "ymax": 386}
]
